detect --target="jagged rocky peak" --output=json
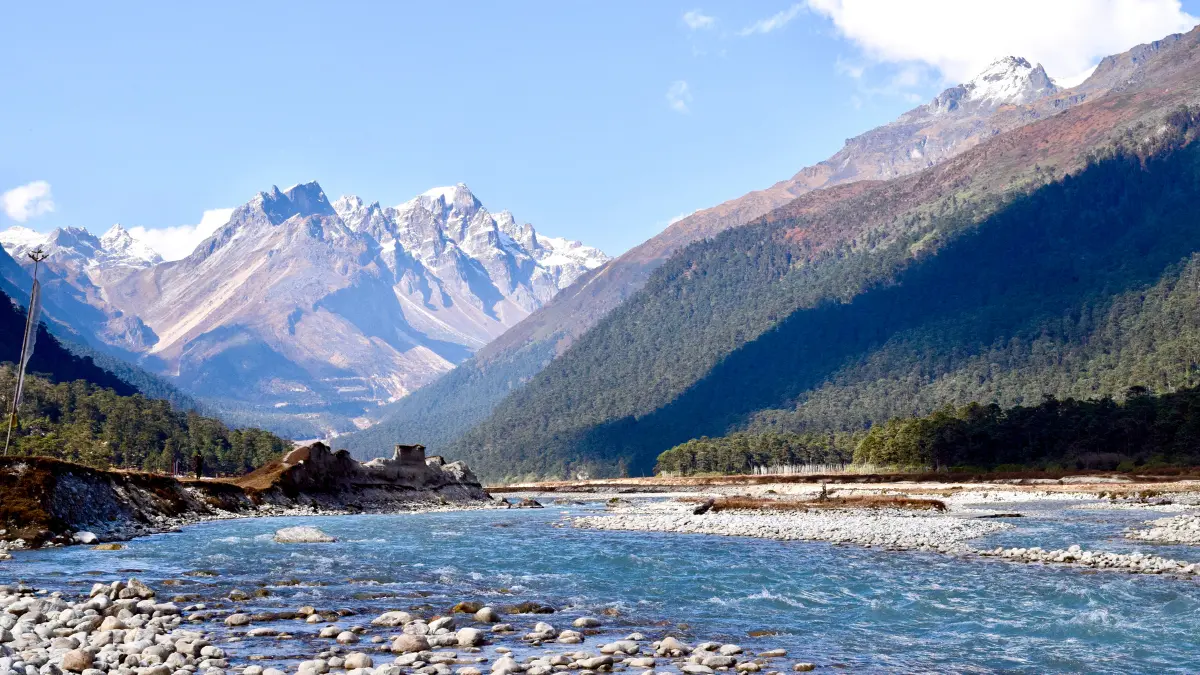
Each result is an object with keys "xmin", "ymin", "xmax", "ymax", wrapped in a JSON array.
[
  {"xmin": 930, "ymin": 56, "xmax": 1058, "ymax": 113},
  {"xmin": 416, "ymin": 183, "xmax": 482, "ymax": 213},
  {"xmin": 99, "ymin": 224, "xmax": 163, "ymax": 267},
  {"xmin": 0, "ymin": 223, "xmax": 160, "ymax": 269},
  {"xmin": 255, "ymin": 180, "xmax": 335, "ymax": 222}
]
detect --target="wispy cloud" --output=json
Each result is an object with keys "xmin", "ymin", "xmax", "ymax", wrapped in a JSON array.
[
  {"xmin": 834, "ymin": 56, "xmax": 865, "ymax": 79},
  {"xmin": 127, "ymin": 207, "xmax": 234, "ymax": 261},
  {"xmin": 683, "ymin": 9, "xmax": 715, "ymax": 30},
  {"xmin": 739, "ymin": 4, "xmax": 804, "ymax": 36},
  {"xmin": 2, "ymin": 181, "xmax": 55, "ymax": 222},
  {"xmin": 666, "ymin": 80, "xmax": 693, "ymax": 113}
]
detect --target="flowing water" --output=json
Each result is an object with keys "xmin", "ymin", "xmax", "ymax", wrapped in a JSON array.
[{"xmin": 6, "ymin": 500, "xmax": 1200, "ymax": 674}]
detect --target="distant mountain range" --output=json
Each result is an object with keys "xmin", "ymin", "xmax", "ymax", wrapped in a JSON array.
[
  {"xmin": 0, "ymin": 183, "xmax": 607, "ymax": 436},
  {"xmin": 341, "ymin": 25, "xmax": 1200, "ymax": 478}
]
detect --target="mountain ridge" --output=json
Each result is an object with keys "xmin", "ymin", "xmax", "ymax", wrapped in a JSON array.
[
  {"xmin": 0, "ymin": 182, "xmax": 607, "ymax": 437},
  {"xmin": 351, "ymin": 25, "xmax": 1200, "ymax": 477},
  {"xmin": 341, "ymin": 35, "xmax": 1190, "ymax": 461}
]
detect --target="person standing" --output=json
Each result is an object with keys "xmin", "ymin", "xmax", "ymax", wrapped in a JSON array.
[{"xmin": 193, "ymin": 452, "xmax": 204, "ymax": 479}]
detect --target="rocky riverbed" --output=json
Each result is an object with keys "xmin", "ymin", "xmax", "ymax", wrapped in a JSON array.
[
  {"xmin": 571, "ymin": 500, "xmax": 1009, "ymax": 553},
  {"xmin": 0, "ymin": 577, "xmax": 820, "ymax": 675},
  {"xmin": 1127, "ymin": 513, "xmax": 1200, "ymax": 544},
  {"xmin": 571, "ymin": 495, "xmax": 1200, "ymax": 579}
]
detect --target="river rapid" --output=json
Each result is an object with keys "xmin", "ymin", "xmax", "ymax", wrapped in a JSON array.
[{"xmin": 6, "ymin": 500, "xmax": 1200, "ymax": 674}]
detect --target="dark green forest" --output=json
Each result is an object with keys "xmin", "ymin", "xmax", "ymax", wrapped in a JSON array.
[
  {"xmin": 655, "ymin": 431, "xmax": 860, "ymax": 476},
  {"xmin": 853, "ymin": 385, "xmax": 1200, "ymax": 471},
  {"xmin": 658, "ymin": 386, "xmax": 1200, "ymax": 475},
  {"xmin": 0, "ymin": 365, "xmax": 287, "ymax": 474},
  {"xmin": 444, "ymin": 109, "xmax": 1200, "ymax": 481}
]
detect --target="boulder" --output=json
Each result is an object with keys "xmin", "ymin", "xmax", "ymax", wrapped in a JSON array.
[
  {"xmin": 273, "ymin": 527, "xmax": 336, "ymax": 543},
  {"xmin": 457, "ymin": 627, "xmax": 485, "ymax": 647},
  {"xmin": 573, "ymin": 617, "xmax": 602, "ymax": 628},
  {"xmin": 474, "ymin": 607, "xmax": 501, "ymax": 623},
  {"xmin": 344, "ymin": 653, "xmax": 373, "ymax": 669},
  {"xmin": 62, "ymin": 649, "xmax": 93, "ymax": 672},
  {"xmin": 225, "ymin": 613, "xmax": 250, "ymax": 627},
  {"xmin": 391, "ymin": 634, "xmax": 430, "ymax": 653},
  {"xmin": 657, "ymin": 637, "xmax": 692, "ymax": 656},
  {"xmin": 371, "ymin": 610, "xmax": 413, "ymax": 627}
]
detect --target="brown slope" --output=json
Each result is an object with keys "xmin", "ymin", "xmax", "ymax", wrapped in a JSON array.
[{"xmin": 480, "ymin": 29, "xmax": 1194, "ymax": 361}]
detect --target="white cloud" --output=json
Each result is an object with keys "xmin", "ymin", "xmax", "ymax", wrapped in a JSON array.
[
  {"xmin": 666, "ymin": 80, "xmax": 693, "ymax": 113},
  {"xmin": 807, "ymin": 0, "xmax": 1198, "ymax": 84},
  {"xmin": 127, "ymin": 207, "xmax": 234, "ymax": 262},
  {"xmin": 683, "ymin": 10, "xmax": 715, "ymax": 30},
  {"xmin": 2, "ymin": 181, "xmax": 55, "ymax": 222},
  {"xmin": 739, "ymin": 4, "xmax": 805, "ymax": 36}
]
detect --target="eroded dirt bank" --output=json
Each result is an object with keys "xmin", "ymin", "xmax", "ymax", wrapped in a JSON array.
[{"xmin": 0, "ymin": 443, "xmax": 489, "ymax": 547}]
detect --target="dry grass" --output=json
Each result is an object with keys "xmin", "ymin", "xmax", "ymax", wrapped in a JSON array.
[
  {"xmin": 229, "ymin": 459, "xmax": 288, "ymax": 492},
  {"xmin": 692, "ymin": 494, "xmax": 948, "ymax": 513}
]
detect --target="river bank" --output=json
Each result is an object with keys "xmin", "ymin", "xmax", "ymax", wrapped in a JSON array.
[
  {"xmin": 563, "ymin": 479, "xmax": 1200, "ymax": 580},
  {"xmin": 0, "ymin": 576, "xmax": 822, "ymax": 675},
  {"xmin": 0, "ymin": 444, "xmax": 490, "ymax": 549}
]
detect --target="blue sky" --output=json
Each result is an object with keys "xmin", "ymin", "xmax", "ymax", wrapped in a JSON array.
[{"xmin": 3, "ymin": 1, "xmax": 1198, "ymax": 258}]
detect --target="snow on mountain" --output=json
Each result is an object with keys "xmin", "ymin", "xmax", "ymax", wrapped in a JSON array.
[
  {"xmin": 0, "ymin": 223, "xmax": 162, "ymax": 270},
  {"xmin": 926, "ymin": 57, "xmax": 1059, "ymax": 115},
  {"xmin": 99, "ymin": 224, "xmax": 164, "ymax": 268},
  {"xmin": 0, "ymin": 226, "xmax": 49, "ymax": 254},
  {"xmin": 963, "ymin": 57, "xmax": 1058, "ymax": 106},
  {"xmin": 32, "ymin": 180, "xmax": 611, "ymax": 436}
]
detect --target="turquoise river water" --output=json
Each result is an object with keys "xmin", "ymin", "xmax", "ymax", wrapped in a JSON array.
[{"xmin": 4, "ymin": 500, "xmax": 1200, "ymax": 674}]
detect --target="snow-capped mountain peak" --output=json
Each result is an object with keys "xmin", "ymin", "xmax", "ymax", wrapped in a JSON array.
[
  {"xmin": 2, "ymin": 222, "xmax": 161, "ymax": 271},
  {"xmin": 927, "ymin": 56, "xmax": 1059, "ymax": 115},
  {"xmin": 0, "ymin": 226, "xmax": 49, "ymax": 253},
  {"xmin": 964, "ymin": 56, "xmax": 1057, "ymax": 105},
  {"xmin": 99, "ymin": 224, "xmax": 163, "ymax": 267}
]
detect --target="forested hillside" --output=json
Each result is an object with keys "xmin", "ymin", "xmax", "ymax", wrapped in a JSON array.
[
  {"xmin": 0, "ymin": 365, "xmax": 288, "ymax": 474},
  {"xmin": 2, "ymin": 289, "xmax": 288, "ymax": 473},
  {"xmin": 657, "ymin": 384, "xmax": 1200, "ymax": 475},
  {"xmin": 446, "ymin": 104, "xmax": 1200, "ymax": 481},
  {"xmin": 346, "ymin": 28, "xmax": 1199, "ymax": 464}
]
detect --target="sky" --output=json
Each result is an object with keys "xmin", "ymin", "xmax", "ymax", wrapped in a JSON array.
[{"xmin": 2, "ymin": 1, "xmax": 1198, "ymax": 260}]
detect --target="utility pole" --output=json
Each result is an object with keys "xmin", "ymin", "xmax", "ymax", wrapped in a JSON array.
[{"xmin": 4, "ymin": 247, "xmax": 49, "ymax": 456}]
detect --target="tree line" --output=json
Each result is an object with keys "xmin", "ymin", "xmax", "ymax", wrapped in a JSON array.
[
  {"xmin": 656, "ymin": 384, "xmax": 1200, "ymax": 476},
  {"xmin": 0, "ymin": 364, "xmax": 288, "ymax": 475}
]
